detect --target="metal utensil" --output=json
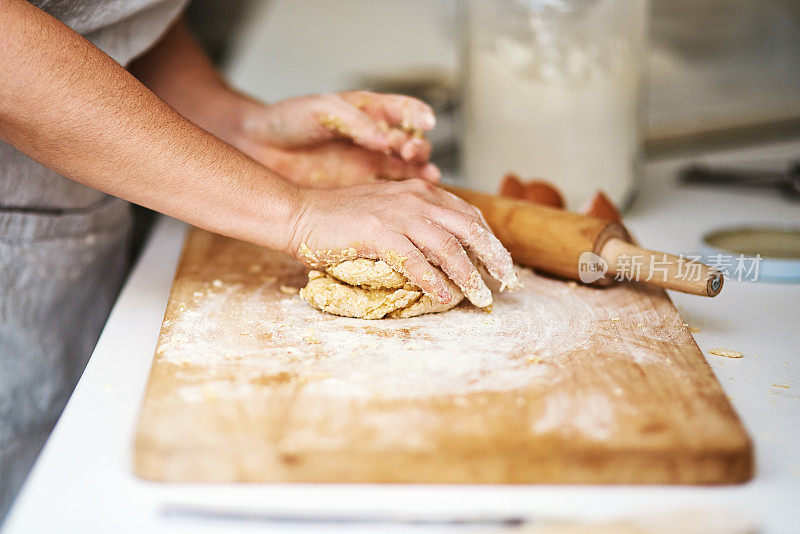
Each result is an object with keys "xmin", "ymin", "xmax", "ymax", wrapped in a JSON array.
[
  {"xmin": 680, "ymin": 161, "xmax": 800, "ymax": 201},
  {"xmin": 160, "ymin": 504, "xmax": 529, "ymax": 527}
]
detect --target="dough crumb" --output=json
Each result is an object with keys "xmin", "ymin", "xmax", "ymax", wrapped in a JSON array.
[
  {"xmin": 279, "ymin": 285, "xmax": 300, "ymax": 295},
  {"xmin": 318, "ymin": 113, "xmax": 351, "ymax": 136},
  {"xmin": 303, "ymin": 328, "xmax": 320, "ymax": 344},
  {"xmin": 709, "ymin": 348, "xmax": 743, "ymax": 359}
]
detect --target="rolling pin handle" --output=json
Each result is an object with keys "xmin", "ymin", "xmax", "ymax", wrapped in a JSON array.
[
  {"xmin": 708, "ymin": 271, "xmax": 723, "ymax": 295},
  {"xmin": 599, "ymin": 238, "xmax": 723, "ymax": 297},
  {"xmin": 443, "ymin": 185, "xmax": 723, "ymax": 297}
]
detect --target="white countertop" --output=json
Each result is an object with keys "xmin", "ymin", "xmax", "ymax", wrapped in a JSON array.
[{"xmin": 4, "ymin": 142, "xmax": 800, "ymax": 534}]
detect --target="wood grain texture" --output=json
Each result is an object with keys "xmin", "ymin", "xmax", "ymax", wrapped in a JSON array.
[{"xmin": 133, "ymin": 228, "xmax": 752, "ymax": 484}]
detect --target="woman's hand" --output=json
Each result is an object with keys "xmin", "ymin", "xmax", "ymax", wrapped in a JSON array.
[
  {"xmin": 240, "ymin": 140, "xmax": 440, "ymax": 188},
  {"xmin": 286, "ymin": 179, "xmax": 519, "ymax": 308},
  {"xmin": 129, "ymin": 22, "xmax": 439, "ymax": 186},
  {"xmin": 233, "ymin": 91, "xmax": 441, "ymax": 186}
]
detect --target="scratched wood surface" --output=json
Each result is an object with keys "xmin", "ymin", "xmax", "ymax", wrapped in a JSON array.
[{"xmin": 133, "ymin": 228, "xmax": 752, "ymax": 484}]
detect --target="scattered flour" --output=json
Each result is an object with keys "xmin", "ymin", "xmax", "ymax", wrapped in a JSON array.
[
  {"xmin": 158, "ymin": 267, "xmax": 596, "ymax": 402},
  {"xmin": 154, "ymin": 261, "xmax": 692, "ymax": 443}
]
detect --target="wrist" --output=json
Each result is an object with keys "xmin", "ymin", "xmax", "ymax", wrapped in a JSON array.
[
  {"xmin": 248, "ymin": 171, "xmax": 306, "ymax": 254},
  {"xmin": 227, "ymin": 96, "xmax": 279, "ymax": 152},
  {"xmin": 187, "ymin": 84, "xmax": 256, "ymax": 147},
  {"xmin": 282, "ymin": 184, "xmax": 310, "ymax": 256}
]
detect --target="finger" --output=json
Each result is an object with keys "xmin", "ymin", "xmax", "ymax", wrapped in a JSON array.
[
  {"xmin": 397, "ymin": 131, "xmax": 432, "ymax": 163},
  {"xmin": 376, "ymin": 155, "xmax": 441, "ymax": 182},
  {"xmin": 316, "ymin": 95, "xmax": 401, "ymax": 154},
  {"xmin": 340, "ymin": 90, "xmax": 436, "ymax": 131},
  {"xmin": 379, "ymin": 235, "xmax": 455, "ymax": 304},
  {"xmin": 407, "ymin": 222, "xmax": 493, "ymax": 308},
  {"xmin": 427, "ymin": 202, "xmax": 520, "ymax": 291},
  {"xmin": 322, "ymin": 95, "xmax": 432, "ymax": 162},
  {"xmin": 319, "ymin": 105, "xmax": 420, "ymax": 161},
  {"xmin": 379, "ymin": 126, "xmax": 432, "ymax": 163}
]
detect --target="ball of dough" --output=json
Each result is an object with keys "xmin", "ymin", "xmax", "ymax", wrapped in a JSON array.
[
  {"xmin": 300, "ymin": 259, "xmax": 463, "ymax": 319},
  {"xmin": 325, "ymin": 259, "xmax": 406, "ymax": 290}
]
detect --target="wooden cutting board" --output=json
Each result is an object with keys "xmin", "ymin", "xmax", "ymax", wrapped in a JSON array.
[{"xmin": 133, "ymin": 228, "xmax": 752, "ymax": 484}]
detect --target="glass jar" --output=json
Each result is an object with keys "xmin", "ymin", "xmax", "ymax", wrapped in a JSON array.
[{"xmin": 462, "ymin": 0, "xmax": 648, "ymax": 211}]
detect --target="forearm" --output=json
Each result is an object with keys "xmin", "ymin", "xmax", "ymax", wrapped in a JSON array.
[
  {"xmin": 0, "ymin": 0, "xmax": 297, "ymax": 251},
  {"xmin": 126, "ymin": 20, "xmax": 441, "ymax": 187},
  {"xmin": 127, "ymin": 18, "xmax": 257, "ymax": 147}
]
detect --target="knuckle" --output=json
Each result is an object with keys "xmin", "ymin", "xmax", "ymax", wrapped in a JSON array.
[
  {"xmin": 415, "ymin": 242, "xmax": 433, "ymax": 259},
  {"xmin": 404, "ymin": 251, "xmax": 426, "ymax": 270},
  {"xmin": 468, "ymin": 218, "xmax": 490, "ymax": 240},
  {"xmin": 400, "ymin": 254, "xmax": 431, "ymax": 281},
  {"xmin": 439, "ymin": 233, "xmax": 462, "ymax": 255}
]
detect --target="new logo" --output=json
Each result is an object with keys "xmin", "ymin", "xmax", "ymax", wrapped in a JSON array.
[{"xmin": 578, "ymin": 252, "xmax": 608, "ymax": 284}]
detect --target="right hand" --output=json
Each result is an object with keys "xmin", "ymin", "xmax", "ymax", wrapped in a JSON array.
[{"xmin": 286, "ymin": 179, "xmax": 519, "ymax": 308}]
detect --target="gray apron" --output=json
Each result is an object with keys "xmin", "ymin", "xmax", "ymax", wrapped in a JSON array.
[{"xmin": 0, "ymin": 0, "xmax": 187, "ymax": 519}]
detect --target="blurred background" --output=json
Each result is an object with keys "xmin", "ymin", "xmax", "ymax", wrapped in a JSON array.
[{"xmin": 185, "ymin": 0, "xmax": 800, "ymax": 208}]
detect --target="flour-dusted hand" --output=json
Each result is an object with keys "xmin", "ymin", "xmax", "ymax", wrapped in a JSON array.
[
  {"xmin": 286, "ymin": 179, "xmax": 519, "ymax": 308},
  {"xmin": 251, "ymin": 91, "xmax": 434, "ymax": 159},
  {"xmin": 232, "ymin": 91, "xmax": 440, "ymax": 186}
]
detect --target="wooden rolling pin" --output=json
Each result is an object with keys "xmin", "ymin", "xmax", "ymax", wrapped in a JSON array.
[{"xmin": 446, "ymin": 185, "xmax": 723, "ymax": 297}]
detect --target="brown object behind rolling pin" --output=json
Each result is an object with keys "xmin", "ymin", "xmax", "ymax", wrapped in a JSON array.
[{"xmin": 446, "ymin": 181, "xmax": 722, "ymax": 298}]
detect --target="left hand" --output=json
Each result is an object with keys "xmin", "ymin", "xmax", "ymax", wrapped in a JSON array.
[{"xmin": 232, "ymin": 91, "xmax": 441, "ymax": 186}]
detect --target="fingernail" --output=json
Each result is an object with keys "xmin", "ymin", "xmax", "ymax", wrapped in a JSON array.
[
  {"xmin": 400, "ymin": 141, "xmax": 415, "ymax": 162},
  {"xmin": 469, "ymin": 283, "xmax": 493, "ymax": 309},
  {"xmin": 423, "ymin": 163, "xmax": 441, "ymax": 181},
  {"xmin": 423, "ymin": 111, "xmax": 436, "ymax": 130}
]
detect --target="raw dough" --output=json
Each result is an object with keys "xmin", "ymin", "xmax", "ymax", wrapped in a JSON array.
[
  {"xmin": 300, "ymin": 259, "xmax": 463, "ymax": 319},
  {"xmin": 325, "ymin": 258, "xmax": 406, "ymax": 290}
]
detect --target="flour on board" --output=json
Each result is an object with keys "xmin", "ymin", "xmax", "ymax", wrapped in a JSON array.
[
  {"xmin": 154, "ymin": 258, "xmax": 692, "ymax": 443},
  {"xmin": 157, "ymin": 267, "xmax": 597, "ymax": 401}
]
